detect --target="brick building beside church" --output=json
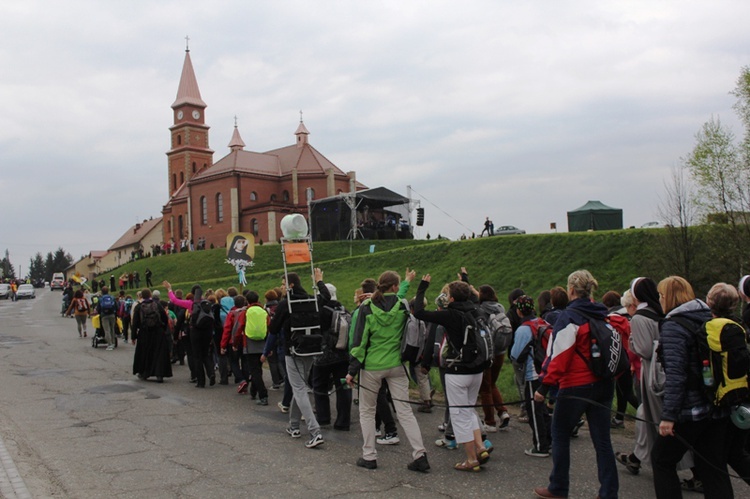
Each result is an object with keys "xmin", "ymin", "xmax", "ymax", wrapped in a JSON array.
[{"xmin": 162, "ymin": 48, "xmax": 364, "ymax": 248}]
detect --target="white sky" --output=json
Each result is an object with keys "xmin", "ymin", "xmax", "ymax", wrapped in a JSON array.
[{"xmin": 1, "ymin": 1, "xmax": 749, "ymax": 275}]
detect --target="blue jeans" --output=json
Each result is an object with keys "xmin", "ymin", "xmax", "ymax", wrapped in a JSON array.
[{"xmin": 548, "ymin": 380, "xmax": 618, "ymax": 499}]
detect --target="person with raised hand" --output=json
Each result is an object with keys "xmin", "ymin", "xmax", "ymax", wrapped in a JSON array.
[{"xmin": 346, "ymin": 269, "xmax": 430, "ymax": 473}]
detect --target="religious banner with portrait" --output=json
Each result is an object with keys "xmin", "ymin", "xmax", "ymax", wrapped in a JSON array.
[{"xmin": 225, "ymin": 232, "xmax": 255, "ymax": 286}]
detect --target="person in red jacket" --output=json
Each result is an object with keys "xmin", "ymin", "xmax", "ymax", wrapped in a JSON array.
[
  {"xmin": 220, "ymin": 295, "xmax": 249, "ymax": 394},
  {"xmin": 533, "ymin": 270, "xmax": 618, "ymax": 499}
]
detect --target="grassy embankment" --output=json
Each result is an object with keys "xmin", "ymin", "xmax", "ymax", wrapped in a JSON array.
[{"xmin": 108, "ymin": 229, "xmax": 663, "ymax": 404}]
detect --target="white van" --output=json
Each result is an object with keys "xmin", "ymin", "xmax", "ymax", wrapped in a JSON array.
[{"xmin": 51, "ymin": 273, "xmax": 65, "ymax": 290}]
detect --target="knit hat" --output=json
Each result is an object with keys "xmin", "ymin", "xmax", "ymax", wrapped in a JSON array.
[{"xmin": 513, "ymin": 295, "xmax": 535, "ymax": 317}]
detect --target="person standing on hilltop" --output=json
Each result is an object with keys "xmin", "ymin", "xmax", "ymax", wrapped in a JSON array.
[
  {"xmin": 145, "ymin": 268, "xmax": 153, "ymax": 288},
  {"xmin": 480, "ymin": 217, "xmax": 492, "ymax": 237}
]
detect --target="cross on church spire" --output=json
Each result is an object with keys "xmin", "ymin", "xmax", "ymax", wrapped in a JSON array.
[
  {"xmin": 185, "ymin": 35, "xmax": 190, "ymax": 52},
  {"xmin": 234, "ymin": 115, "xmax": 238, "ymax": 127},
  {"xmin": 299, "ymin": 109, "xmax": 303, "ymax": 123}
]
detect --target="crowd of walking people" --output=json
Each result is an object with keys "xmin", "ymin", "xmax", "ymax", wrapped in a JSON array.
[{"xmin": 62, "ymin": 265, "xmax": 750, "ymax": 498}]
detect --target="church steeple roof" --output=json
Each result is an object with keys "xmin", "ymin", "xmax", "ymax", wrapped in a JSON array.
[
  {"xmin": 172, "ymin": 47, "xmax": 206, "ymax": 109},
  {"xmin": 228, "ymin": 119, "xmax": 246, "ymax": 151},
  {"xmin": 295, "ymin": 112, "xmax": 310, "ymax": 148}
]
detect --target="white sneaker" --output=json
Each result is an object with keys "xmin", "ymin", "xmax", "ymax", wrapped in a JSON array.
[
  {"xmin": 376, "ymin": 433, "xmax": 400, "ymax": 445},
  {"xmin": 374, "ymin": 428, "xmax": 382, "ymax": 437},
  {"xmin": 435, "ymin": 438, "xmax": 457, "ymax": 449},
  {"xmin": 498, "ymin": 411, "xmax": 511, "ymax": 431},
  {"xmin": 106, "ymin": 345, "xmax": 114, "ymax": 351},
  {"xmin": 524, "ymin": 447, "xmax": 550, "ymax": 458},
  {"xmin": 285, "ymin": 427, "xmax": 300, "ymax": 438},
  {"xmin": 482, "ymin": 423, "xmax": 498, "ymax": 433}
]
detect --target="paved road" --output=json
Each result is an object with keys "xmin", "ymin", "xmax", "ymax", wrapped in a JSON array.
[{"xmin": 0, "ymin": 289, "xmax": 673, "ymax": 498}]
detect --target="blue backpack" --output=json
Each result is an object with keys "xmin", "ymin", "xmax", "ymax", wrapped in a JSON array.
[{"xmin": 100, "ymin": 294, "xmax": 116, "ymax": 315}]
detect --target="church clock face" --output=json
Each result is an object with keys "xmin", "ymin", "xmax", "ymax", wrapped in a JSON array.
[
  {"xmin": 192, "ymin": 110, "xmax": 200, "ymax": 119},
  {"xmin": 177, "ymin": 110, "xmax": 183, "ymax": 119}
]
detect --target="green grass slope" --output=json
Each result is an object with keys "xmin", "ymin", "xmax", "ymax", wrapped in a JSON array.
[
  {"xmin": 106, "ymin": 229, "xmax": 667, "ymax": 404},
  {"xmin": 110, "ymin": 229, "xmax": 658, "ymax": 309}
]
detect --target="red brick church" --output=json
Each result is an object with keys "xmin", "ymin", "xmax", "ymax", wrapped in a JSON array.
[{"xmin": 162, "ymin": 48, "xmax": 364, "ymax": 247}]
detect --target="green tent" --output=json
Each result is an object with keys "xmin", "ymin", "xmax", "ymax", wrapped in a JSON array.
[{"xmin": 567, "ymin": 200, "xmax": 623, "ymax": 232}]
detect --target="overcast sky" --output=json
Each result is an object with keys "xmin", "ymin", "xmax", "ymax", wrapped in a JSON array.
[{"xmin": 1, "ymin": 1, "xmax": 749, "ymax": 275}]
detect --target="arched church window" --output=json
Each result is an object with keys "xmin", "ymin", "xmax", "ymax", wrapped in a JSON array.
[
  {"xmin": 216, "ymin": 193, "xmax": 224, "ymax": 223},
  {"xmin": 200, "ymin": 196, "xmax": 207, "ymax": 225},
  {"xmin": 283, "ymin": 190, "xmax": 290, "ymax": 202},
  {"xmin": 252, "ymin": 218, "xmax": 259, "ymax": 236},
  {"xmin": 250, "ymin": 191, "xmax": 257, "ymax": 201}
]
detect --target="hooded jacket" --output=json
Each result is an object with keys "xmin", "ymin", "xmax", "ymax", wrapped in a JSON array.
[
  {"xmin": 659, "ymin": 299, "xmax": 714, "ymax": 423},
  {"xmin": 219, "ymin": 296, "xmax": 234, "ymax": 324},
  {"xmin": 538, "ymin": 298, "xmax": 609, "ymax": 394},
  {"xmin": 349, "ymin": 293, "xmax": 408, "ymax": 373}
]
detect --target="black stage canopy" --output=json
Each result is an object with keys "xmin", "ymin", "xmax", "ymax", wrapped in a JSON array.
[{"xmin": 309, "ymin": 187, "xmax": 413, "ymax": 241}]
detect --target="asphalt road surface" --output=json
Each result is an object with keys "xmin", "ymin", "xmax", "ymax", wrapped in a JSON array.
[{"xmin": 0, "ymin": 289, "xmax": 691, "ymax": 498}]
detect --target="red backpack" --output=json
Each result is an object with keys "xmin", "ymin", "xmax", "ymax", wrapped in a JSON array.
[
  {"xmin": 518, "ymin": 318, "xmax": 553, "ymax": 373},
  {"xmin": 230, "ymin": 308, "xmax": 247, "ymax": 349}
]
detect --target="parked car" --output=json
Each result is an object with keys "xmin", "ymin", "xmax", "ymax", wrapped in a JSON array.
[
  {"xmin": 16, "ymin": 284, "xmax": 35, "ymax": 299},
  {"xmin": 32, "ymin": 278, "xmax": 45, "ymax": 288},
  {"xmin": 50, "ymin": 273, "xmax": 65, "ymax": 290},
  {"xmin": 641, "ymin": 221, "xmax": 664, "ymax": 229},
  {"xmin": 495, "ymin": 225, "xmax": 526, "ymax": 235},
  {"xmin": 0, "ymin": 283, "xmax": 10, "ymax": 299}
]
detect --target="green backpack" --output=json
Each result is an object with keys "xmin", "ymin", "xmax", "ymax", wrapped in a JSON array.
[{"xmin": 245, "ymin": 306, "xmax": 268, "ymax": 341}]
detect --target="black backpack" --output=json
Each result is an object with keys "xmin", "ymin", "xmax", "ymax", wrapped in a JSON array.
[
  {"xmin": 442, "ymin": 309, "xmax": 493, "ymax": 370},
  {"xmin": 575, "ymin": 309, "xmax": 629, "ymax": 379},
  {"xmin": 140, "ymin": 300, "xmax": 162, "ymax": 329},
  {"xmin": 193, "ymin": 300, "xmax": 214, "ymax": 329},
  {"xmin": 288, "ymin": 298, "xmax": 323, "ymax": 356}
]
